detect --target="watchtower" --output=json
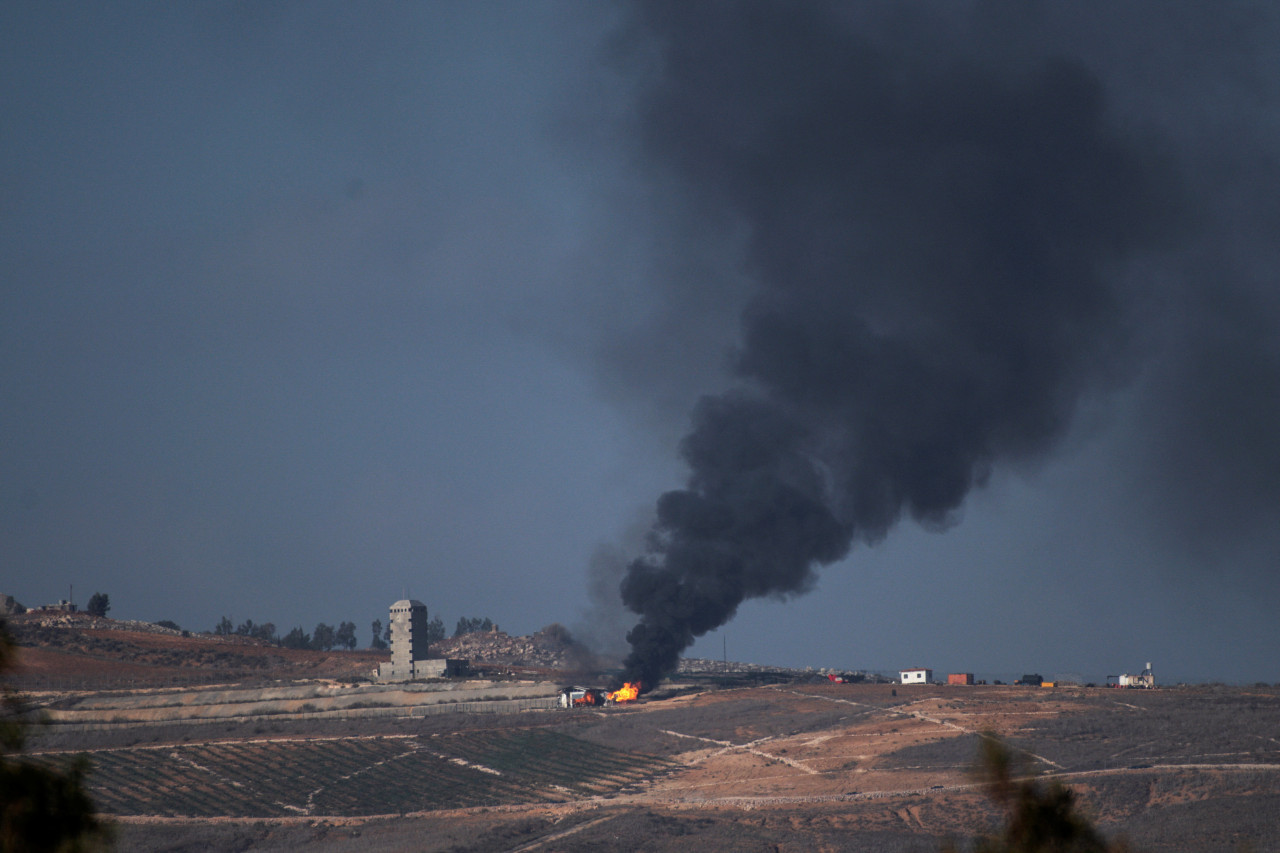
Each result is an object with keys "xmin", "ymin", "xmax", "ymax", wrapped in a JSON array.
[{"xmin": 380, "ymin": 599, "xmax": 428, "ymax": 680}]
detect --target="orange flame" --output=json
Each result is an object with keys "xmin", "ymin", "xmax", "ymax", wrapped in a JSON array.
[{"xmin": 608, "ymin": 681, "xmax": 640, "ymax": 703}]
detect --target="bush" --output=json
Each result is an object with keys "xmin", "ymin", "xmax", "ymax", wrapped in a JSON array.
[
  {"xmin": 0, "ymin": 618, "xmax": 112, "ymax": 849},
  {"xmin": 942, "ymin": 735, "xmax": 1128, "ymax": 852}
]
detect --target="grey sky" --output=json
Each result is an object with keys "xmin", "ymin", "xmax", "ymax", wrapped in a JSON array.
[{"xmin": 3, "ymin": 2, "xmax": 1278, "ymax": 684}]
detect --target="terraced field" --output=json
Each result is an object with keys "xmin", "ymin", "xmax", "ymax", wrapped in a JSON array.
[
  {"xmin": 27, "ymin": 728, "xmax": 676, "ymax": 818},
  {"xmin": 22, "ymin": 682, "xmax": 1280, "ymax": 851}
]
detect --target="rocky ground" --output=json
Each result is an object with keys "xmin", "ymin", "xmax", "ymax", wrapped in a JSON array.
[{"xmin": 431, "ymin": 624, "xmax": 603, "ymax": 674}]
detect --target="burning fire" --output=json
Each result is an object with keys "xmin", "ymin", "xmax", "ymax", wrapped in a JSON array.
[{"xmin": 608, "ymin": 682, "xmax": 640, "ymax": 703}]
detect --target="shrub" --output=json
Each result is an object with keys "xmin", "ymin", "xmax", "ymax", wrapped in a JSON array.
[{"xmin": 943, "ymin": 735, "xmax": 1129, "ymax": 852}]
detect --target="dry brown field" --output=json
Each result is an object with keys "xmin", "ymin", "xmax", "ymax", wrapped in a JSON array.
[
  {"xmin": 7, "ymin": 614, "xmax": 386, "ymax": 689},
  {"xmin": 10, "ymin": 618, "xmax": 1280, "ymax": 851},
  {"xmin": 22, "ymin": 681, "xmax": 1280, "ymax": 852}
]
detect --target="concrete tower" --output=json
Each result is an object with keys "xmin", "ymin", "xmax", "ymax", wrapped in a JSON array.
[
  {"xmin": 376, "ymin": 598, "xmax": 465, "ymax": 682},
  {"xmin": 381, "ymin": 599, "xmax": 428, "ymax": 680}
]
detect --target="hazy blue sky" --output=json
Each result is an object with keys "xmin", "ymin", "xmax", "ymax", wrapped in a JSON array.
[{"xmin": 4, "ymin": 2, "xmax": 1279, "ymax": 685}]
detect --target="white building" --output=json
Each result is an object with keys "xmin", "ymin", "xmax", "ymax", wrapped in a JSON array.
[
  {"xmin": 899, "ymin": 667, "xmax": 933, "ymax": 684},
  {"xmin": 1116, "ymin": 662, "xmax": 1155, "ymax": 689}
]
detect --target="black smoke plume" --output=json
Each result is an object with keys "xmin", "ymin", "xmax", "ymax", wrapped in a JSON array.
[{"xmin": 615, "ymin": 2, "xmax": 1186, "ymax": 690}]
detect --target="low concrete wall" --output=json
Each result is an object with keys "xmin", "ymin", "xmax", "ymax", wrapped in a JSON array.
[
  {"xmin": 47, "ymin": 695, "xmax": 563, "ymax": 732},
  {"xmin": 44, "ymin": 680, "xmax": 561, "ymax": 725}
]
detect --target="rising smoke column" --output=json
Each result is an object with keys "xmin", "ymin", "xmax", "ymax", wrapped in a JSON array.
[{"xmin": 616, "ymin": 2, "xmax": 1186, "ymax": 689}]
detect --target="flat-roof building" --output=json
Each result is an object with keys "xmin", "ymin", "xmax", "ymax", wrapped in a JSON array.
[{"xmin": 899, "ymin": 667, "xmax": 932, "ymax": 684}]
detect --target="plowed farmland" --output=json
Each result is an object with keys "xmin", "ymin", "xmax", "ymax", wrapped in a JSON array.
[
  {"xmin": 29, "ymin": 729, "xmax": 673, "ymax": 819},
  {"xmin": 11, "ymin": 620, "xmax": 1280, "ymax": 851},
  {"xmin": 24, "ymin": 681, "xmax": 1280, "ymax": 852}
]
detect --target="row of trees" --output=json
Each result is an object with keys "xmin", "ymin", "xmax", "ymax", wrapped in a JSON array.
[
  {"xmin": 34, "ymin": 591, "xmax": 496, "ymax": 654},
  {"xmin": 368, "ymin": 616, "xmax": 447, "ymax": 650},
  {"xmin": 206, "ymin": 608, "xmax": 500, "ymax": 653},
  {"xmin": 454, "ymin": 616, "xmax": 495, "ymax": 636},
  {"xmin": 213, "ymin": 617, "xmax": 358, "ymax": 651},
  {"xmin": 367, "ymin": 613, "xmax": 496, "ymax": 650}
]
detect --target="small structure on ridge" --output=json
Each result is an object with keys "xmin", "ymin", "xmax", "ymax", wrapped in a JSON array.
[{"xmin": 899, "ymin": 667, "xmax": 932, "ymax": 684}]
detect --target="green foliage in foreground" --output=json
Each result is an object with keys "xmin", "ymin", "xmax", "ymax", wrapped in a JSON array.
[
  {"xmin": 945, "ymin": 735, "xmax": 1129, "ymax": 853},
  {"xmin": 0, "ymin": 618, "xmax": 111, "ymax": 852}
]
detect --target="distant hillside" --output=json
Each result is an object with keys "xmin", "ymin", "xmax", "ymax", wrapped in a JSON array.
[
  {"xmin": 3, "ymin": 612, "xmax": 610, "ymax": 689},
  {"xmin": 5, "ymin": 611, "xmax": 384, "ymax": 689}
]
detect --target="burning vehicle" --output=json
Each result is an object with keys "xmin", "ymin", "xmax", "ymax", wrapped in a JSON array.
[
  {"xmin": 557, "ymin": 686, "xmax": 608, "ymax": 708},
  {"xmin": 608, "ymin": 681, "xmax": 640, "ymax": 703},
  {"xmin": 557, "ymin": 681, "xmax": 641, "ymax": 709}
]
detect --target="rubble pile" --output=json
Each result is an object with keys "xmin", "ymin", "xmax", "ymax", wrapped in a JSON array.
[
  {"xmin": 432, "ymin": 625, "xmax": 586, "ymax": 669},
  {"xmin": 6, "ymin": 610, "xmax": 184, "ymax": 635}
]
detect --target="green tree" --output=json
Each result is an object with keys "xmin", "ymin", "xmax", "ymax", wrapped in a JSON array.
[
  {"xmin": 453, "ymin": 617, "xmax": 494, "ymax": 637},
  {"xmin": 369, "ymin": 620, "xmax": 387, "ymax": 651},
  {"xmin": 214, "ymin": 616, "xmax": 233, "ymax": 636},
  {"xmin": 311, "ymin": 623, "xmax": 336, "ymax": 652},
  {"xmin": 281, "ymin": 627, "xmax": 310, "ymax": 649},
  {"xmin": 0, "ymin": 618, "xmax": 111, "ymax": 851},
  {"xmin": 84, "ymin": 593, "xmax": 109, "ymax": 618},
  {"xmin": 425, "ymin": 615, "xmax": 445, "ymax": 645},
  {"xmin": 334, "ymin": 621, "xmax": 357, "ymax": 651},
  {"xmin": 232, "ymin": 620, "xmax": 276, "ymax": 643}
]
